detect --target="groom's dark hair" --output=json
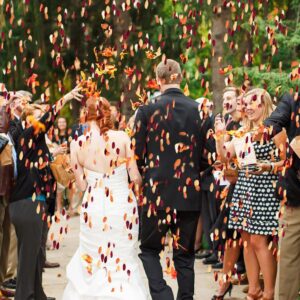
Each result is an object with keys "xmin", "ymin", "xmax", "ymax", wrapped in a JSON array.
[{"xmin": 156, "ymin": 59, "xmax": 182, "ymax": 84}]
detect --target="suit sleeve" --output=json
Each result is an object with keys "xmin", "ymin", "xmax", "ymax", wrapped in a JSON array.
[
  {"xmin": 8, "ymin": 120, "xmax": 21, "ymax": 146},
  {"xmin": 199, "ymin": 116, "xmax": 216, "ymax": 172},
  {"xmin": 132, "ymin": 107, "xmax": 148, "ymax": 173},
  {"xmin": 264, "ymin": 94, "xmax": 292, "ymax": 135},
  {"xmin": 20, "ymin": 106, "xmax": 57, "ymax": 148},
  {"xmin": 39, "ymin": 105, "xmax": 57, "ymax": 133}
]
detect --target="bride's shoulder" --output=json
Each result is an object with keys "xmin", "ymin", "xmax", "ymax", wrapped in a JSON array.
[
  {"xmin": 70, "ymin": 134, "xmax": 87, "ymax": 151},
  {"xmin": 108, "ymin": 129, "xmax": 129, "ymax": 138},
  {"xmin": 107, "ymin": 130, "xmax": 131, "ymax": 144}
]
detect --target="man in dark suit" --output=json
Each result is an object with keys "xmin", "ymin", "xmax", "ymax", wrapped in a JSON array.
[
  {"xmin": 0, "ymin": 93, "xmax": 14, "ymax": 298},
  {"xmin": 0, "ymin": 92, "xmax": 30, "ymax": 296},
  {"xmin": 264, "ymin": 93, "xmax": 300, "ymax": 300},
  {"xmin": 8, "ymin": 91, "xmax": 32, "ymax": 146},
  {"xmin": 133, "ymin": 59, "xmax": 214, "ymax": 300}
]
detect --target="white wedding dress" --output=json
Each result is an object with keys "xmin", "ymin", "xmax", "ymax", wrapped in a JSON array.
[{"xmin": 63, "ymin": 164, "xmax": 147, "ymax": 300}]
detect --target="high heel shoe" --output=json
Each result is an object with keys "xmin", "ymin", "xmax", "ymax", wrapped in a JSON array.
[
  {"xmin": 211, "ymin": 282, "xmax": 233, "ymax": 300},
  {"xmin": 246, "ymin": 289, "xmax": 263, "ymax": 300}
]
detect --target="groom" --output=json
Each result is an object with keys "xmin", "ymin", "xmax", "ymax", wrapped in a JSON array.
[{"xmin": 133, "ymin": 59, "xmax": 213, "ymax": 300}]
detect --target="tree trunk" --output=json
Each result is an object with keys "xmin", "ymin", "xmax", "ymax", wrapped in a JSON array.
[
  {"xmin": 112, "ymin": 1, "xmax": 133, "ymax": 119},
  {"xmin": 211, "ymin": 0, "xmax": 230, "ymax": 113}
]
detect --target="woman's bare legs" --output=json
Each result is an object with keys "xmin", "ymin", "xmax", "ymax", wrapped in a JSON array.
[
  {"xmin": 56, "ymin": 190, "xmax": 63, "ymax": 213},
  {"xmin": 215, "ymin": 239, "xmax": 241, "ymax": 295},
  {"xmin": 242, "ymin": 232, "xmax": 262, "ymax": 298},
  {"xmin": 251, "ymin": 234, "xmax": 277, "ymax": 299},
  {"xmin": 194, "ymin": 216, "xmax": 203, "ymax": 251}
]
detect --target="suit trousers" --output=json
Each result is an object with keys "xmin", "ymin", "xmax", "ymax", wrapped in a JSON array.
[
  {"xmin": 139, "ymin": 210, "xmax": 200, "ymax": 300},
  {"xmin": 5, "ymin": 224, "xmax": 17, "ymax": 280},
  {"xmin": 275, "ymin": 205, "xmax": 300, "ymax": 300},
  {"xmin": 0, "ymin": 196, "xmax": 10, "ymax": 285},
  {"xmin": 9, "ymin": 199, "xmax": 47, "ymax": 300},
  {"xmin": 201, "ymin": 189, "xmax": 218, "ymax": 252}
]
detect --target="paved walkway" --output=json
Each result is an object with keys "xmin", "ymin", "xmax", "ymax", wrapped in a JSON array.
[{"xmin": 44, "ymin": 215, "xmax": 246, "ymax": 300}]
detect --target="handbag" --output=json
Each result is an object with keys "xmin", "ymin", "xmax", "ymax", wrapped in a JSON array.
[
  {"xmin": 224, "ymin": 168, "xmax": 238, "ymax": 184},
  {"xmin": 0, "ymin": 135, "xmax": 9, "ymax": 154},
  {"xmin": 0, "ymin": 143, "xmax": 12, "ymax": 166},
  {"xmin": 50, "ymin": 154, "xmax": 75, "ymax": 188}
]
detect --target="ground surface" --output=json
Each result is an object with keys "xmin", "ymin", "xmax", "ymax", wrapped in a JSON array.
[{"xmin": 44, "ymin": 215, "xmax": 246, "ymax": 300}]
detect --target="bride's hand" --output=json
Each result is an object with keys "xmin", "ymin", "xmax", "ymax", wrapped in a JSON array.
[{"xmin": 133, "ymin": 182, "xmax": 141, "ymax": 197}]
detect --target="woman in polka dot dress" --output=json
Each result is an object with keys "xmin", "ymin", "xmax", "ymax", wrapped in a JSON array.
[{"xmin": 215, "ymin": 88, "xmax": 287, "ymax": 300}]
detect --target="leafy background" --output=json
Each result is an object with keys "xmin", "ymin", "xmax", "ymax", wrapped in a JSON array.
[{"xmin": 0, "ymin": 0, "xmax": 299, "ymax": 122}]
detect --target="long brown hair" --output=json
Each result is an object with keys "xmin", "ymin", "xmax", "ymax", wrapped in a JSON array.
[{"xmin": 85, "ymin": 96, "xmax": 113, "ymax": 134}]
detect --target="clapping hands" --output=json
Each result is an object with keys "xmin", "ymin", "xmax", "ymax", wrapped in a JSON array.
[{"xmin": 214, "ymin": 114, "xmax": 226, "ymax": 133}]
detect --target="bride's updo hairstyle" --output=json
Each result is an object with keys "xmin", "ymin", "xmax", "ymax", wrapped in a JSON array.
[{"xmin": 85, "ymin": 96, "xmax": 113, "ymax": 134}]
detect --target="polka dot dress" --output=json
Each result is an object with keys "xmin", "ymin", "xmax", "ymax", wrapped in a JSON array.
[{"xmin": 228, "ymin": 140, "xmax": 280, "ymax": 236}]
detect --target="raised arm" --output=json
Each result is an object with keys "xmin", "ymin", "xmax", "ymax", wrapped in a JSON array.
[
  {"xmin": 41, "ymin": 86, "xmax": 83, "ymax": 133},
  {"xmin": 214, "ymin": 115, "xmax": 236, "ymax": 162},
  {"xmin": 70, "ymin": 139, "xmax": 87, "ymax": 191},
  {"xmin": 264, "ymin": 94, "xmax": 292, "ymax": 135}
]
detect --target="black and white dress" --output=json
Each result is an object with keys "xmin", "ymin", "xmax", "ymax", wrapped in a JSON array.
[{"xmin": 228, "ymin": 140, "xmax": 280, "ymax": 236}]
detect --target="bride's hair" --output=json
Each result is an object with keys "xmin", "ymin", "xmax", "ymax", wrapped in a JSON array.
[{"xmin": 85, "ymin": 96, "xmax": 113, "ymax": 134}]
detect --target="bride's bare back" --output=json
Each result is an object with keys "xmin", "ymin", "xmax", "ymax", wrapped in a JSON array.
[{"xmin": 70, "ymin": 121, "xmax": 141, "ymax": 191}]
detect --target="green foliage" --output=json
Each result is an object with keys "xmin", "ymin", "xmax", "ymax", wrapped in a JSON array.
[
  {"xmin": 0, "ymin": 0, "xmax": 299, "ymax": 120},
  {"xmin": 234, "ymin": 66, "xmax": 300, "ymax": 96}
]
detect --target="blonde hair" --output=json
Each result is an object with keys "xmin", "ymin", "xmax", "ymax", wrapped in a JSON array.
[
  {"xmin": 223, "ymin": 86, "xmax": 240, "ymax": 97},
  {"xmin": 21, "ymin": 104, "xmax": 46, "ymax": 121},
  {"xmin": 243, "ymin": 88, "xmax": 274, "ymax": 130}
]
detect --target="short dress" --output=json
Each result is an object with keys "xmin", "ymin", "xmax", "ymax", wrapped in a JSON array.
[{"xmin": 228, "ymin": 140, "xmax": 280, "ymax": 236}]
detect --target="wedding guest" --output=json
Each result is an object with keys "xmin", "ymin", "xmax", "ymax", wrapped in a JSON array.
[
  {"xmin": 215, "ymin": 88, "xmax": 287, "ymax": 300},
  {"xmin": 194, "ymin": 98, "xmax": 213, "ymax": 256},
  {"xmin": 264, "ymin": 93, "xmax": 300, "ymax": 300},
  {"xmin": 134, "ymin": 59, "xmax": 214, "ymax": 300},
  {"xmin": 52, "ymin": 116, "xmax": 72, "ymax": 213},
  {"xmin": 1, "ymin": 91, "xmax": 32, "ymax": 294},
  {"xmin": 53, "ymin": 116, "xmax": 71, "ymax": 146},
  {"xmin": 193, "ymin": 98, "xmax": 219, "ymax": 266},
  {"xmin": 211, "ymin": 89, "xmax": 247, "ymax": 299},
  {"xmin": 8, "ymin": 91, "xmax": 32, "ymax": 145},
  {"xmin": 0, "ymin": 93, "xmax": 14, "ymax": 298},
  {"xmin": 71, "ymin": 107, "xmax": 88, "ymax": 139},
  {"xmin": 110, "ymin": 104, "xmax": 126, "ymax": 130},
  {"xmin": 9, "ymin": 86, "xmax": 82, "ymax": 300}
]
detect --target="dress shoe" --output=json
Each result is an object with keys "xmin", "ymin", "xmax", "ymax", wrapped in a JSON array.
[
  {"xmin": 232, "ymin": 273, "xmax": 248, "ymax": 285},
  {"xmin": 2, "ymin": 278, "xmax": 16, "ymax": 290},
  {"xmin": 44, "ymin": 261, "xmax": 60, "ymax": 268},
  {"xmin": 212, "ymin": 261, "xmax": 223, "ymax": 269},
  {"xmin": 211, "ymin": 282, "xmax": 233, "ymax": 300},
  {"xmin": 236, "ymin": 261, "xmax": 246, "ymax": 274},
  {"xmin": 195, "ymin": 250, "xmax": 212, "ymax": 260},
  {"xmin": 0, "ymin": 287, "xmax": 15, "ymax": 297},
  {"xmin": 203, "ymin": 253, "xmax": 219, "ymax": 265}
]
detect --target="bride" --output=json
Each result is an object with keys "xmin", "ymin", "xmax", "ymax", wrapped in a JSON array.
[{"xmin": 63, "ymin": 96, "xmax": 147, "ymax": 300}]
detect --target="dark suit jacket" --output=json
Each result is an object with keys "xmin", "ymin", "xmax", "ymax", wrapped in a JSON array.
[
  {"xmin": 264, "ymin": 93, "xmax": 300, "ymax": 207},
  {"xmin": 11, "ymin": 106, "xmax": 57, "ymax": 203},
  {"xmin": 199, "ymin": 115, "xmax": 216, "ymax": 191},
  {"xmin": 8, "ymin": 117, "xmax": 23, "ymax": 147},
  {"xmin": 133, "ymin": 88, "xmax": 214, "ymax": 211}
]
